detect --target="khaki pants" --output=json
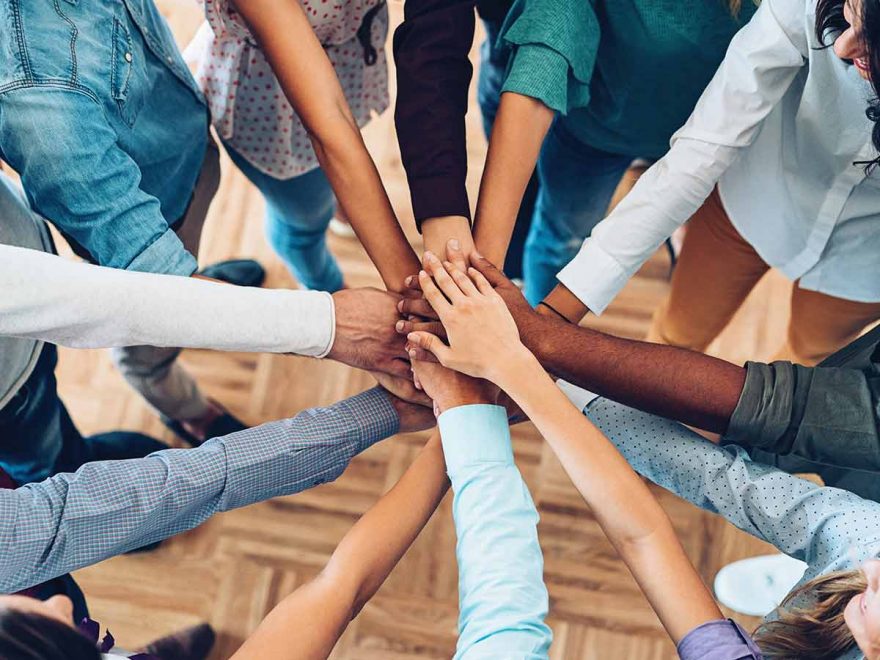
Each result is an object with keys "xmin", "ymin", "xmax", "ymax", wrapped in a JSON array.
[
  {"xmin": 109, "ymin": 140, "xmax": 222, "ymax": 421},
  {"xmin": 647, "ymin": 188, "xmax": 880, "ymax": 366}
]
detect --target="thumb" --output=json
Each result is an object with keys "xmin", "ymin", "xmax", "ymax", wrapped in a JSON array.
[
  {"xmin": 407, "ymin": 331, "xmax": 451, "ymax": 364},
  {"xmin": 469, "ymin": 250, "xmax": 507, "ymax": 287}
]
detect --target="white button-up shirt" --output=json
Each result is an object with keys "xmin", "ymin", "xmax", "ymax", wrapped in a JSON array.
[{"xmin": 557, "ymin": 0, "xmax": 880, "ymax": 315}]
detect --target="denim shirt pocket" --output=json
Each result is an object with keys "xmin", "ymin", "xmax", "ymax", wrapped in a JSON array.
[{"xmin": 110, "ymin": 17, "xmax": 146, "ymax": 127}]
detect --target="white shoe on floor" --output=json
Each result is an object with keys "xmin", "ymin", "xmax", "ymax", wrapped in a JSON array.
[
  {"xmin": 713, "ymin": 554, "xmax": 807, "ymax": 617},
  {"xmin": 329, "ymin": 217, "xmax": 357, "ymax": 238}
]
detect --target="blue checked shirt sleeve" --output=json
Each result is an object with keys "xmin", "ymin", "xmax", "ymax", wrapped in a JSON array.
[
  {"xmin": 438, "ymin": 405, "xmax": 552, "ymax": 660},
  {"xmin": 579, "ymin": 396, "xmax": 880, "ymax": 582},
  {"xmin": 0, "ymin": 388, "xmax": 398, "ymax": 592}
]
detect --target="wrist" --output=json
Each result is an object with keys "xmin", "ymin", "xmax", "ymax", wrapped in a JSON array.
[
  {"xmin": 422, "ymin": 216, "xmax": 473, "ymax": 256},
  {"xmin": 489, "ymin": 347, "xmax": 541, "ymax": 392}
]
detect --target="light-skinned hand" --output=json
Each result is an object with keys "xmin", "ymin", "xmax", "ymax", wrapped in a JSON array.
[{"xmin": 406, "ymin": 250, "xmax": 535, "ymax": 385}]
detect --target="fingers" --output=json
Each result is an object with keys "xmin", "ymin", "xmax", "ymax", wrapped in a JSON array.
[
  {"xmin": 423, "ymin": 251, "xmax": 466, "ymax": 303},
  {"xmin": 407, "ymin": 331, "xmax": 451, "ymax": 364},
  {"xmin": 403, "ymin": 273, "xmax": 422, "ymax": 293},
  {"xmin": 468, "ymin": 249, "xmax": 507, "ymax": 287},
  {"xmin": 446, "ymin": 262, "xmax": 480, "ymax": 297},
  {"xmin": 398, "ymin": 297, "xmax": 439, "ymax": 320},
  {"xmin": 445, "ymin": 238, "xmax": 467, "ymax": 272},
  {"xmin": 467, "ymin": 267, "xmax": 494, "ymax": 297},
  {"xmin": 418, "ymin": 268, "xmax": 453, "ymax": 318},
  {"xmin": 405, "ymin": 344, "xmax": 439, "ymax": 363},
  {"xmin": 396, "ymin": 319, "xmax": 447, "ymax": 339}
]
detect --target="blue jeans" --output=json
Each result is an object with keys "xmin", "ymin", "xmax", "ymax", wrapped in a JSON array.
[
  {"xmin": 226, "ymin": 146, "xmax": 344, "ymax": 292},
  {"xmin": 477, "ymin": 18, "xmax": 536, "ymax": 281},
  {"xmin": 523, "ymin": 121, "xmax": 633, "ymax": 305},
  {"xmin": 0, "ymin": 344, "xmax": 166, "ymax": 484}
]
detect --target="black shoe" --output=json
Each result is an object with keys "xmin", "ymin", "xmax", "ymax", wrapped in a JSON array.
[
  {"xmin": 161, "ymin": 410, "xmax": 248, "ymax": 447},
  {"xmin": 85, "ymin": 432, "xmax": 168, "ymax": 462},
  {"xmin": 138, "ymin": 622, "xmax": 216, "ymax": 660},
  {"xmin": 197, "ymin": 258, "xmax": 265, "ymax": 287}
]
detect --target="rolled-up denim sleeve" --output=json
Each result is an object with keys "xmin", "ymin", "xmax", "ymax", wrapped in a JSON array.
[
  {"xmin": 0, "ymin": 86, "xmax": 197, "ymax": 275},
  {"xmin": 725, "ymin": 360, "xmax": 880, "ymax": 472}
]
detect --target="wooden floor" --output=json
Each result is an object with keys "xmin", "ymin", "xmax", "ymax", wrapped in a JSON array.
[{"xmin": 60, "ymin": 2, "xmax": 793, "ymax": 658}]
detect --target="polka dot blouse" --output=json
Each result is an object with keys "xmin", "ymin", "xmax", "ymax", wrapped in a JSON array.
[{"xmin": 195, "ymin": 0, "xmax": 389, "ymax": 180}]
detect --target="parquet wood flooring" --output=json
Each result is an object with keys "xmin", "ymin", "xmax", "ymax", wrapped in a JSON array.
[{"xmin": 55, "ymin": 2, "xmax": 791, "ymax": 657}]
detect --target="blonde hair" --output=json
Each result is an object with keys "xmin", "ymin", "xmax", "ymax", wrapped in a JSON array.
[{"xmin": 752, "ymin": 569, "xmax": 866, "ymax": 659}]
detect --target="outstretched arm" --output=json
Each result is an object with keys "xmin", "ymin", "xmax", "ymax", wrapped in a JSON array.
[
  {"xmin": 0, "ymin": 388, "xmax": 421, "ymax": 593},
  {"xmin": 407, "ymin": 256, "xmax": 726, "ymax": 644},
  {"xmin": 398, "ymin": 248, "xmax": 745, "ymax": 433},
  {"xmin": 231, "ymin": 433, "xmax": 449, "ymax": 660},
  {"xmin": 231, "ymin": 0, "xmax": 420, "ymax": 290}
]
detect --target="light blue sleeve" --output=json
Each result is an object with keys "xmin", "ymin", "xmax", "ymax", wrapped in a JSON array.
[
  {"xmin": 438, "ymin": 405, "xmax": 552, "ymax": 659},
  {"xmin": 581, "ymin": 396, "xmax": 880, "ymax": 580}
]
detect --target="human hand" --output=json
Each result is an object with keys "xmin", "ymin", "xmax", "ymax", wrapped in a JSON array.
[
  {"xmin": 379, "ymin": 387, "xmax": 437, "ymax": 433},
  {"xmin": 406, "ymin": 250, "xmax": 537, "ymax": 386},
  {"xmin": 410, "ymin": 359, "xmax": 496, "ymax": 416},
  {"xmin": 327, "ymin": 288, "xmax": 410, "ymax": 378}
]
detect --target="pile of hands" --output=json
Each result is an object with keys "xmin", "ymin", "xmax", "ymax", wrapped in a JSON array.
[{"xmin": 327, "ymin": 240, "xmax": 547, "ymax": 433}]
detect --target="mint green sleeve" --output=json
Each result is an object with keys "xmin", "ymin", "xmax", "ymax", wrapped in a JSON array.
[
  {"xmin": 438, "ymin": 405, "xmax": 552, "ymax": 659},
  {"xmin": 499, "ymin": 0, "xmax": 600, "ymax": 114}
]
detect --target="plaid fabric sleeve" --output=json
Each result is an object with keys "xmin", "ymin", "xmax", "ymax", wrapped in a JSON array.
[{"xmin": 0, "ymin": 387, "xmax": 399, "ymax": 593}]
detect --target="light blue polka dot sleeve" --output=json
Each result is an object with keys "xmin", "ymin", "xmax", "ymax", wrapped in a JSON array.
[{"xmin": 583, "ymin": 397, "xmax": 880, "ymax": 582}]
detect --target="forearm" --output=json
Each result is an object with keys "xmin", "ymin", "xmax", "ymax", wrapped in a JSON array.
[
  {"xmin": 522, "ymin": 312, "xmax": 745, "ymax": 434},
  {"xmin": 438, "ymin": 404, "xmax": 552, "ymax": 657},
  {"xmin": 325, "ymin": 433, "xmax": 448, "ymax": 614},
  {"xmin": 472, "ymin": 93, "xmax": 554, "ymax": 267},
  {"xmin": 233, "ymin": 0, "xmax": 419, "ymax": 291},
  {"xmin": 309, "ymin": 126, "xmax": 420, "ymax": 289},
  {"xmin": 234, "ymin": 434, "xmax": 448, "ymax": 660},
  {"xmin": 0, "ymin": 388, "xmax": 398, "ymax": 592},
  {"xmin": 0, "ymin": 246, "xmax": 334, "ymax": 357},
  {"xmin": 501, "ymin": 362, "xmax": 722, "ymax": 642}
]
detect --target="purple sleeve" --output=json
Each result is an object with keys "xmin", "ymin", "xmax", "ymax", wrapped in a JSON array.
[
  {"xmin": 677, "ymin": 619, "xmax": 763, "ymax": 660},
  {"xmin": 392, "ymin": 0, "xmax": 476, "ymax": 227}
]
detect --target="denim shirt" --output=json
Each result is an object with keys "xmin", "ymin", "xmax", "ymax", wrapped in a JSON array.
[{"xmin": 0, "ymin": 0, "xmax": 208, "ymax": 275}]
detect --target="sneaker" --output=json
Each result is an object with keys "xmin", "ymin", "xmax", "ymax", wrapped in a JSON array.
[
  {"xmin": 137, "ymin": 622, "xmax": 215, "ymax": 660},
  {"xmin": 329, "ymin": 217, "xmax": 357, "ymax": 238},
  {"xmin": 197, "ymin": 258, "xmax": 265, "ymax": 288},
  {"xmin": 713, "ymin": 554, "xmax": 807, "ymax": 616}
]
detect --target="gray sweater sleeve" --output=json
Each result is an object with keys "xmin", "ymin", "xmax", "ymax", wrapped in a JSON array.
[{"xmin": 726, "ymin": 359, "xmax": 880, "ymax": 472}]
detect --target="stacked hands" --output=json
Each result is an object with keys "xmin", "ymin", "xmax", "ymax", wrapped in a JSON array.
[{"xmin": 327, "ymin": 238, "xmax": 552, "ymax": 429}]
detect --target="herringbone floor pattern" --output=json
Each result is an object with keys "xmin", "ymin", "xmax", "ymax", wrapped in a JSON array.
[{"xmin": 56, "ymin": 2, "xmax": 793, "ymax": 657}]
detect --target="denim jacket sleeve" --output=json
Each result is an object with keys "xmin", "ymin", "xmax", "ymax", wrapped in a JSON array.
[
  {"xmin": 725, "ymin": 334, "xmax": 880, "ymax": 472},
  {"xmin": 0, "ymin": 87, "xmax": 197, "ymax": 275}
]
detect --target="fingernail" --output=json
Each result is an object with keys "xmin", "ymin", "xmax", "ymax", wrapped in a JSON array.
[
  {"xmin": 419, "ymin": 270, "xmax": 428, "ymax": 278},
  {"xmin": 397, "ymin": 300, "xmax": 405, "ymax": 311},
  {"xmin": 424, "ymin": 251, "xmax": 438, "ymax": 262},
  {"xmin": 409, "ymin": 349, "xmax": 417, "ymax": 359},
  {"xmin": 405, "ymin": 275, "xmax": 413, "ymax": 286},
  {"xmin": 449, "ymin": 238, "xmax": 460, "ymax": 250},
  {"xmin": 407, "ymin": 332, "xmax": 417, "ymax": 341},
  {"xmin": 396, "ymin": 320, "xmax": 406, "ymax": 332}
]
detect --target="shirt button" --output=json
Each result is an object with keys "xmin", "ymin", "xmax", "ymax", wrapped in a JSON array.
[
  {"xmin": 124, "ymin": 52, "xmax": 133, "ymax": 63},
  {"xmin": 167, "ymin": 56, "xmax": 174, "ymax": 64}
]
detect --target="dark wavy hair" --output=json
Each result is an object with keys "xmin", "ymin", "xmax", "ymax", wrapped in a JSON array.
[
  {"xmin": 816, "ymin": 0, "xmax": 880, "ymax": 169},
  {"xmin": 0, "ymin": 609, "xmax": 99, "ymax": 660}
]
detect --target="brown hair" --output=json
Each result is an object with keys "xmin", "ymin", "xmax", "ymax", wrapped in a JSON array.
[{"xmin": 752, "ymin": 569, "xmax": 865, "ymax": 659}]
